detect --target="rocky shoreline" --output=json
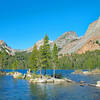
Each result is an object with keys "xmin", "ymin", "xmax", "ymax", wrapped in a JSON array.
[
  {"xmin": 0, "ymin": 71, "xmax": 6, "ymax": 75},
  {"xmin": 6, "ymin": 71, "xmax": 75, "ymax": 85},
  {"xmin": 9, "ymin": 71, "xmax": 100, "ymax": 87},
  {"xmin": 1, "ymin": 69, "xmax": 100, "ymax": 87},
  {"xmin": 72, "ymin": 69, "xmax": 100, "ymax": 75}
]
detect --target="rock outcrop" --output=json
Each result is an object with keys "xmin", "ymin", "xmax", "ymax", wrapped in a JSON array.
[
  {"xmin": 96, "ymin": 81, "xmax": 100, "ymax": 87},
  {"xmin": 52, "ymin": 31, "xmax": 79, "ymax": 51},
  {"xmin": 0, "ymin": 71, "xmax": 6, "ymax": 75},
  {"xmin": 0, "ymin": 40, "xmax": 15, "ymax": 55},
  {"xmin": 59, "ymin": 17, "xmax": 100, "ymax": 55},
  {"xmin": 26, "ymin": 39, "xmax": 53, "ymax": 52}
]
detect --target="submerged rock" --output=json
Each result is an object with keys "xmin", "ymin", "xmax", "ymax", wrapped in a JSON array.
[
  {"xmin": 13, "ymin": 72, "xmax": 23, "ymax": 79},
  {"xmin": 7, "ymin": 72, "xmax": 17, "ymax": 76},
  {"xmin": 73, "ymin": 69, "xmax": 100, "ymax": 75},
  {"xmin": 82, "ymin": 71, "xmax": 91, "ymax": 75},
  {"xmin": 0, "ymin": 71, "xmax": 6, "ymax": 76},
  {"xmin": 72, "ymin": 70, "xmax": 83, "ymax": 74}
]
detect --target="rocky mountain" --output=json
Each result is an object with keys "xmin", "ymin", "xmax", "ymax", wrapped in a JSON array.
[
  {"xmin": 0, "ymin": 40, "xmax": 15, "ymax": 55},
  {"xmin": 0, "ymin": 39, "xmax": 53, "ymax": 55},
  {"xmin": 1, "ymin": 17, "xmax": 100, "ymax": 55},
  {"xmin": 52, "ymin": 31, "xmax": 79, "ymax": 51},
  {"xmin": 0, "ymin": 40, "xmax": 27, "ymax": 55},
  {"xmin": 59, "ymin": 17, "xmax": 100, "ymax": 55},
  {"xmin": 26, "ymin": 39, "xmax": 53, "ymax": 52}
]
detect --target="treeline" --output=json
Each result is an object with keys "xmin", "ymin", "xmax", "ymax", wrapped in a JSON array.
[
  {"xmin": 29, "ymin": 34, "xmax": 58, "ymax": 76},
  {"xmin": 0, "ymin": 34, "xmax": 58, "ymax": 74},
  {"xmin": 58, "ymin": 50, "xmax": 100, "ymax": 69},
  {"xmin": 0, "ymin": 50, "xmax": 30, "ymax": 69},
  {"xmin": 1, "ymin": 35, "xmax": 100, "ymax": 70}
]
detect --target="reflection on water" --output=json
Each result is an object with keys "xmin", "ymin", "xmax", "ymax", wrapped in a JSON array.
[
  {"xmin": 29, "ymin": 83, "xmax": 100, "ymax": 100},
  {"xmin": 0, "ymin": 70, "xmax": 100, "ymax": 100}
]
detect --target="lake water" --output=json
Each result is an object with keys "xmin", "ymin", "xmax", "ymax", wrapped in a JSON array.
[{"xmin": 0, "ymin": 69, "xmax": 100, "ymax": 100}]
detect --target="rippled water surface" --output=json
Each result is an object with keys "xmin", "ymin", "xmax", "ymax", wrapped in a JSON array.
[{"xmin": 0, "ymin": 70, "xmax": 100, "ymax": 100}]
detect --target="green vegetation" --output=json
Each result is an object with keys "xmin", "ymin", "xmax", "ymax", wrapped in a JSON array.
[
  {"xmin": 52, "ymin": 43, "xmax": 58, "ymax": 78},
  {"xmin": 58, "ymin": 50, "xmax": 100, "ymax": 69},
  {"xmin": 29, "ymin": 44, "xmax": 39, "ymax": 73},
  {"xmin": 1, "ymin": 35, "xmax": 100, "ymax": 71},
  {"xmin": 29, "ymin": 34, "xmax": 53, "ymax": 75},
  {"xmin": 41, "ymin": 34, "xmax": 51, "ymax": 75},
  {"xmin": 12, "ymin": 60, "xmax": 19, "ymax": 70},
  {"xmin": 96, "ymin": 40, "xmax": 100, "ymax": 46},
  {"xmin": 0, "ymin": 50, "xmax": 30, "ymax": 69}
]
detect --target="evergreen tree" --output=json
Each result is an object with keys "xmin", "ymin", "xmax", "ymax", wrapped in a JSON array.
[
  {"xmin": 12, "ymin": 60, "xmax": 18, "ymax": 70},
  {"xmin": 42, "ymin": 34, "xmax": 51, "ymax": 75},
  {"xmin": 52, "ymin": 43, "xmax": 58, "ymax": 78},
  {"xmin": 38, "ymin": 45, "xmax": 43, "ymax": 78},
  {"xmin": 0, "ymin": 50, "xmax": 8, "ymax": 69},
  {"xmin": 87, "ymin": 57, "xmax": 92, "ymax": 71},
  {"xmin": 29, "ymin": 44, "xmax": 39, "ymax": 73}
]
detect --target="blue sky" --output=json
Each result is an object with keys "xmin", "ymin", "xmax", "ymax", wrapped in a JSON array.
[{"xmin": 0, "ymin": 0, "xmax": 100, "ymax": 49}]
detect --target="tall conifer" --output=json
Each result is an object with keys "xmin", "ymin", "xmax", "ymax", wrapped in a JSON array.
[
  {"xmin": 29, "ymin": 44, "xmax": 39, "ymax": 73},
  {"xmin": 52, "ymin": 43, "xmax": 58, "ymax": 78},
  {"xmin": 42, "ymin": 34, "xmax": 51, "ymax": 75}
]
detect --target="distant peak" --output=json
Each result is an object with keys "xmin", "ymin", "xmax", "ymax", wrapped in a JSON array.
[
  {"xmin": 57, "ymin": 31, "xmax": 78, "ymax": 40},
  {"xmin": 64, "ymin": 31, "xmax": 78, "ymax": 36},
  {"xmin": 0, "ymin": 40, "xmax": 5, "ymax": 45}
]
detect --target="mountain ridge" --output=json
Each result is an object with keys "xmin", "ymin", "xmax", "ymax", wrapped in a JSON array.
[{"xmin": 1, "ymin": 17, "xmax": 100, "ymax": 55}]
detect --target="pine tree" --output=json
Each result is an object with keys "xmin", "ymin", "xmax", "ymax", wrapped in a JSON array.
[
  {"xmin": 12, "ymin": 60, "xmax": 18, "ymax": 70},
  {"xmin": 0, "ymin": 50, "xmax": 8, "ymax": 69},
  {"xmin": 29, "ymin": 44, "xmax": 39, "ymax": 74},
  {"xmin": 52, "ymin": 43, "xmax": 58, "ymax": 78},
  {"xmin": 38, "ymin": 45, "xmax": 43, "ymax": 78},
  {"xmin": 87, "ymin": 57, "xmax": 92, "ymax": 71},
  {"xmin": 42, "ymin": 34, "xmax": 51, "ymax": 75}
]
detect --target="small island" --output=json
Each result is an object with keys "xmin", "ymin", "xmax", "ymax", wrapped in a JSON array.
[
  {"xmin": 5, "ymin": 35, "xmax": 75, "ymax": 85},
  {"xmin": 1, "ymin": 34, "xmax": 100, "ymax": 87}
]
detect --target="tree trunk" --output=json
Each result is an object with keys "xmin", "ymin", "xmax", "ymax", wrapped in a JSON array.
[
  {"xmin": 44, "ymin": 67, "xmax": 46, "ymax": 76},
  {"xmin": 40, "ymin": 67, "xmax": 42, "ymax": 78},
  {"xmin": 53, "ymin": 64, "xmax": 56, "ymax": 78}
]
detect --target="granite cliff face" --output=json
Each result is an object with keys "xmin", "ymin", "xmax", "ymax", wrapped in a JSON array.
[
  {"xmin": 26, "ymin": 39, "xmax": 53, "ymax": 52},
  {"xmin": 52, "ymin": 31, "xmax": 79, "ymax": 51},
  {"xmin": 0, "ymin": 40, "xmax": 15, "ymax": 55},
  {"xmin": 77, "ymin": 17, "xmax": 100, "ymax": 54},
  {"xmin": 59, "ymin": 17, "xmax": 100, "ymax": 55}
]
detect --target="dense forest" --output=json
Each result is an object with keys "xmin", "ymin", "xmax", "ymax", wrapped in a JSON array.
[
  {"xmin": 0, "ymin": 50, "xmax": 30, "ymax": 69},
  {"xmin": 0, "ymin": 35, "xmax": 58, "ymax": 73},
  {"xmin": 0, "ymin": 35, "xmax": 100, "ymax": 70},
  {"xmin": 58, "ymin": 50, "xmax": 100, "ymax": 69}
]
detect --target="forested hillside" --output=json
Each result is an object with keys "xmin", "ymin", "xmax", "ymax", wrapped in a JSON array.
[
  {"xmin": 1, "ymin": 46, "xmax": 100, "ymax": 70},
  {"xmin": 58, "ymin": 50, "xmax": 100, "ymax": 69},
  {"xmin": 1, "ymin": 17, "xmax": 100, "ymax": 70},
  {"xmin": 0, "ymin": 50, "xmax": 30, "ymax": 69}
]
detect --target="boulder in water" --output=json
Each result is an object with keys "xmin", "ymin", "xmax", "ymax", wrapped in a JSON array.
[
  {"xmin": 96, "ymin": 81, "xmax": 100, "ymax": 87},
  {"xmin": 13, "ymin": 72, "xmax": 23, "ymax": 79},
  {"xmin": 0, "ymin": 71, "xmax": 6, "ymax": 75}
]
